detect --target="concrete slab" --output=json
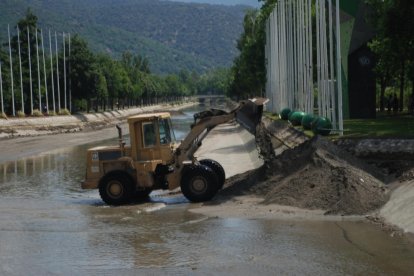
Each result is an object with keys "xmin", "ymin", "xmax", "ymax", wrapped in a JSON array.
[
  {"xmin": 380, "ymin": 181, "xmax": 414, "ymax": 234},
  {"xmin": 195, "ymin": 121, "xmax": 263, "ymax": 178}
]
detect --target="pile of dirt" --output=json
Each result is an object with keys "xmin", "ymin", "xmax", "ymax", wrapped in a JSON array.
[{"xmin": 224, "ymin": 123, "xmax": 390, "ymax": 216}]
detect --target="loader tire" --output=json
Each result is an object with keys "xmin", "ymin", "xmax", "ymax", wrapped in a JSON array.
[
  {"xmin": 99, "ymin": 172, "xmax": 134, "ymax": 205},
  {"xmin": 181, "ymin": 165, "xmax": 219, "ymax": 202},
  {"xmin": 200, "ymin": 159, "xmax": 225, "ymax": 189}
]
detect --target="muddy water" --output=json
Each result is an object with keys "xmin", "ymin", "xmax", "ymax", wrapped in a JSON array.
[{"xmin": 1, "ymin": 105, "xmax": 414, "ymax": 275}]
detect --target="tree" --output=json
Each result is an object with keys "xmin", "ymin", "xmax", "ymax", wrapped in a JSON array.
[
  {"xmin": 368, "ymin": 38, "xmax": 395, "ymax": 111},
  {"xmin": 229, "ymin": 1, "xmax": 277, "ymax": 99},
  {"xmin": 69, "ymin": 35, "xmax": 96, "ymax": 112},
  {"xmin": 367, "ymin": 0, "xmax": 414, "ymax": 111},
  {"xmin": 0, "ymin": 46, "xmax": 10, "ymax": 115},
  {"xmin": 92, "ymin": 71, "xmax": 108, "ymax": 111}
]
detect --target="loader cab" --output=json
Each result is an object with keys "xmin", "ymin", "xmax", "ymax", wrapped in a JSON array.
[{"xmin": 128, "ymin": 113, "xmax": 176, "ymax": 164}]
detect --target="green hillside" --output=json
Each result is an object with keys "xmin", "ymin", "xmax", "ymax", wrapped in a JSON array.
[{"xmin": 0, "ymin": 0, "xmax": 249, "ymax": 74}]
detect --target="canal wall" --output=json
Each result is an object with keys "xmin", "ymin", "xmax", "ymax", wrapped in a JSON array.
[{"xmin": 0, "ymin": 101, "xmax": 197, "ymax": 139}]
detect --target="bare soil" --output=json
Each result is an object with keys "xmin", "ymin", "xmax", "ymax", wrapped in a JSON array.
[{"xmin": 220, "ymin": 121, "xmax": 390, "ymax": 216}]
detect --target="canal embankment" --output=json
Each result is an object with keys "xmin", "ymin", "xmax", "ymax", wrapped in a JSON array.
[{"xmin": 0, "ymin": 101, "xmax": 197, "ymax": 139}]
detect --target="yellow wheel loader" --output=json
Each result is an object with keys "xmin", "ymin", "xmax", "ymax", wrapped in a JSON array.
[{"xmin": 81, "ymin": 98, "xmax": 267, "ymax": 205}]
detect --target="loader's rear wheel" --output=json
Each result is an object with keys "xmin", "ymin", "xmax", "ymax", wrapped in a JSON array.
[
  {"xmin": 200, "ymin": 159, "xmax": 225, "ymax": 189},
  {"xmin": 181, "ymin": 165, "xmax": 219, "ymax": 202},
  {"xmin": 99, "ymin": 173, "xmax": 133, "ymax": 205}
]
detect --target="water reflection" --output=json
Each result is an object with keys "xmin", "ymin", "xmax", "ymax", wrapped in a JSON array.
[{"xmin": 1, "ymin": 147, "xmax": 89, "ymax": 200}]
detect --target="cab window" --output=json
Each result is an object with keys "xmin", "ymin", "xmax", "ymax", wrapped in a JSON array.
[
  {"xmin": 143, "ymin": 122, "xmax": 156, "ymax": 147},
  {"xmin": 159, "ymin": 118, "xmax": 176, "ymax": 145}
]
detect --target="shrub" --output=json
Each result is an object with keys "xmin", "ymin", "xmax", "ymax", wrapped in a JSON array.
[
  {"xmin": 32, "ymin": 109, "xmax": 44, "ymax": 117},
  {"xmin": 17, "ymin": 110, "xmax": 25, "ymax": 118},
  {"xmin": 0, "ymin": 112, "xmax": 7, "ymax": 119},
  {"xmin": 58, "ymin": 108, "xmax": 71, "ymax": 115}
]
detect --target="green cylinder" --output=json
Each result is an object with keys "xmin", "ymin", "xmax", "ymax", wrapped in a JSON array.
[
  {"xmin": 289, "ymin": 111, "xmax": 306, "ymax": 126},
  {"xmin": 312, "ymin": 117, "xmax": 332, "ymax": 136},
  {"xmin": 287, "ymin": 110, "xmax": 296, "ymax": 121},
  {"xmin": 280, "ymin": 108, "xmax": 291, "ymax": 120},
  {"xmin": 301, "ymin": 113, "xmax": 316, "ymax": 130}
]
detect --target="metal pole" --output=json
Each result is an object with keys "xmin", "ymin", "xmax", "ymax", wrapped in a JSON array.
[
  {"xmin": 27, "ymin": 27, "xmax": 33, "ymax": 115},
  {"xmin": 49, "ymin": 29, "xmax": 55, "ymax": 113},
  {"xmin": 274, "ymin": 5, "xmax": 280, "ymax": 111},
  {"xmin": 328, "ymin": 0, "xmax": 336, "ymax": 128},
  {"xmin": 0, "ymin": 61, "xmax": 4, "ymax": 115},
  {"xmin": 8, "ymin": 25, "xmax": 15, "ymax": 116},
  {"xmin": 308, "ymin": 0, "xmax": 314, "ymax": 113},
  {"xmin": 41, "ymin": 29, "xmax": 49, "ymax": 113},
  {"xmin": 315, "ymin": 0, "xmax": 321, "ymax": 116},
  {"xmin": 281, "ymin": 1, "xmax": 286, "ymax": 111},
  {"xmin": 301, "ymin": 0, "xmax": 305, "ymax": 111},
  {"xmin": 321, "ymin": 0, "xmax": 327, "ymax": 118},
  {"xmin": 288, "ymin": 0, "xmax": 292, "ymax": 109},
  {"xmin": 36, "ymin": 28, "xmax": 42, "ymax": 111},
  {"xmin": 68, "ymin": 33, "xmax": 71, "ymax": 113},
  {"xmin": 17, "ymin": 26, "xmax": 24, "ymax": 112},
  {"xmin": 292, "ymin": 0, "xmax": 297, "ymax": 109},
  {"xmin": 63, "ymin": 32, "xmax": 67, "ymax": 110},
  {"xmin": 323, "ymin": 0, "xmax": 330, "ymax": 120},
  {"xmin": 55, "ymin": 31, "xmax": 60, "ymax": 112},
  {"xmin": 336, "ymin": 0, "xmax": 343, "ymax": 135}
]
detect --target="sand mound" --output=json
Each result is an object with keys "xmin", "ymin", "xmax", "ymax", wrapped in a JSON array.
[{"xmin": 227, "ymin": 123, "xmax": 389, "ymax": 216}]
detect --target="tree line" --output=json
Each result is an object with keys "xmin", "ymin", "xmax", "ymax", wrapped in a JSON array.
[
  {"xmin": 0, "ymin": 10, "xmax": 230, "ymax": 117},
  {"xmin": 366, "ymin": 0, "xmax": 414, "ymax": 112}
]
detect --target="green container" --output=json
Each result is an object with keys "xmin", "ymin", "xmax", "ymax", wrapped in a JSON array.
[
  {"xmin": 289, "ymin": 111, "xmax": 306, "ymax": 126},
  {"xmin": 301, "ymin": 113, "xmax": 316, "ymax": 130},
  {"xmin": 287, "ymin": 110, "xmax": 296, "ymax": 121},
  {"xmin": 312, "ymin": 117, "xmax": 332, "ymax": 136},
  {"xmin": 279, "ymin": 108, "xmax": 291, "ymax": 120}
]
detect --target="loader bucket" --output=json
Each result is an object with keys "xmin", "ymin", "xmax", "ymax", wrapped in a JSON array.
[{"xmin": 235, "ymin": 97, "xmax": 268, "ymax": 135}]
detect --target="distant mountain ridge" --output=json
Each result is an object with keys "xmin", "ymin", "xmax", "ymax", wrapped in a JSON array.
[
  {"xmin": 0, "ymin": 0, "xmax": 250, "ymax": 74},
  {"xmin": 165, "ymin": 0, "xmax": 261, "ymax": 7}
]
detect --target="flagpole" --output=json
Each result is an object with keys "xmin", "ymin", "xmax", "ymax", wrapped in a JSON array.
[
  {"xmin": 68, "ymin": 33, "xmax": 71, "ymax": 113},
  {"xmin": 27, "ymin": 26, "xmax": 33, "ymax": 115},
  {"xmin": 41, "ymin": 29, "xmax": 49, "ymax": 113},
  {"xmin": 336, "ymin": 0, "xmax": 343, "ymax": 135},
  {"xmin": 55, "ymin": 31, "xmax": 60, "ymax": 112},
  {"xmin": 0, "ymin": 61, "xmax": 4, "ymax": 115},
  {"xmin": 49, "ymin": 29, "xmax": 55, "ymax": 113},
  {"xmin": 8, "ymin": 24, "xmax": 15, "ymax": 116},
  {"xmin": 63, "ymin": 32, "xmax": 67, "ymax": 110},
  {"xmin": 36, "ymin": 28, "xmax": 42, "ymax": 111},
  {"xmin": 17, "ymin": 26, "xmax": 24, "ymax": 113}
]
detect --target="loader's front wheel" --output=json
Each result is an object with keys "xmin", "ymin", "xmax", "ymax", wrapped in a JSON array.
[
  {"xmin": 181, "ymin": 165, "xmax": 219, "ymax": 202},
  {"xmin": 200, "ymin": 159, "xmax": 225, "ymax": 189},
  {"xmin": 99, "ymin": 173, "xmax": 133, "ymax": 205}
]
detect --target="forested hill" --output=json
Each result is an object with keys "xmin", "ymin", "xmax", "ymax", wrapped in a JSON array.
[
  {"xmin": 165, "ymin": 0, "xmax": 261, "ymax": 7},
  {"xmin": 0, "ymin": 0, "xmax": 251, "ymax": 74}
]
